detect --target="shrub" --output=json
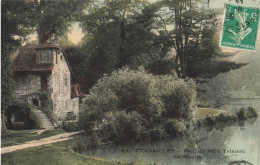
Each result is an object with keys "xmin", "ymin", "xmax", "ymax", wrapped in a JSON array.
[
  {"xmin": 248, "ymin": 107, "xmax": 258, "ymax": 117},
  {"xmin": 79, "ymin": 102, "xmax": 107, "ymax": 132},
  {"xmin": 5, "ymin": 102, "xmax": 42, "ymax": 130},
  {"xmin": 203, "ymin": 113, "xmax": 238, "ymax": 126},
  {"xmin": 29, "ymin": 108, "xmax": 42, "ymax": 129},
  {"xmin": 79, "ymin": 67, "xmax": 197, "ymax": 142},
  {"xmin": 39, "ymin": 93, "xmax": 55, "ymax": 122},
  {"xmin": 104, "ymin": 111, "xmax": 144, "ymax": 143},
  {"xmin": 63, "ymin": 120, "xmax": 80, "ymax": 132},
  {"xmin": 162, "ymin": 79, "xmax": 197, "ymax": 120},
  {"xmin": 164, "ymin": 119, "xmax": 187, "ymax": 137},
  {"xmin": 70, "ymin": 136, "xmax": 100, "ymax": 152},
  {"xmin": 205, "ymin": 115, "xmax": 216, "ymax": 125},
  {"xmin": 149, "ymin": 125, "xmax": 167, "ymax": 140},
  {"xmin": 236, "ymin": 107, "xmax": 258, "ymax": 120},
  {"xmin": 215, "ymin": 113, "xmax": 238, "ymax": 123}
]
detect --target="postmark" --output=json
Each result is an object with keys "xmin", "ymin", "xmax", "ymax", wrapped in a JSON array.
[
  {"xmin": 220, "ymin": 4, "xmax": 260, "ymax": 50},
  {"xmin": 228, "ymin": 160, "xmax": 253, "ymax": 165}
]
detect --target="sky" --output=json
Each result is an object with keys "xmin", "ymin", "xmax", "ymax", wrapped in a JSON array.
[{"xmin": 67, "ymin": 23, "xmax": 84, "ymax": 44}]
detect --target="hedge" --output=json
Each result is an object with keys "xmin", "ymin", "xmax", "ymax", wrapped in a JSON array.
[{"xmin": 63, "ymin": 120, "xmax": 80, "ymax": 132}]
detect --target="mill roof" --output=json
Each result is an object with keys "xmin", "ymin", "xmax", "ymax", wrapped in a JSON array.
[{"xmin": 13, "ymin": 43, "xmax": 74, "ymax": 76}]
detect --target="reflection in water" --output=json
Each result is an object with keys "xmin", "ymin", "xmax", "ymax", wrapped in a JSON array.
[{"xmin": 83, "ymin": 99, "xmax": 260, "ymax": 165}]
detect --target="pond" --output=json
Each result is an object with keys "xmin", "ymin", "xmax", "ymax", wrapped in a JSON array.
[{"xmin": 83, "ymin": 98, "xmax": 260, "ymax": 165}]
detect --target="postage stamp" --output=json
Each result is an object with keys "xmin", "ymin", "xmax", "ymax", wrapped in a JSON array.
[{"xmin": 220, "ymin": 4, "xmax": 260, "ymax": 50}]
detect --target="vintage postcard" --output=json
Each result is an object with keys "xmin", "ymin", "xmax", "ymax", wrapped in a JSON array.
[{"xmin": 1, "ymin": 0, "xmax": 260, "ymax": 165}]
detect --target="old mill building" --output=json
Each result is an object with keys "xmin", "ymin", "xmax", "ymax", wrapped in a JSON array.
[{"xmin": 13, "ymin": 43, "xmax": 81, "ymax": 128}]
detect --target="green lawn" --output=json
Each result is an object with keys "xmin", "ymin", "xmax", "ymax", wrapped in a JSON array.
[
  {"xmin": 1, "ymin": 129, "xmax": 66, "ymax": 147},
  {"xmin": 196, "ymin": 107, "xmax": 223, "ymax": 118},
  {"xmin": 1, "ymin": 140, "xmax": 147, "ymax": 165}
]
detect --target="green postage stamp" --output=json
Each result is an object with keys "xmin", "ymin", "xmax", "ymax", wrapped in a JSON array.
[{"xmin": 221, "ymin": 4, "xmax": 260, "ymax": 50}]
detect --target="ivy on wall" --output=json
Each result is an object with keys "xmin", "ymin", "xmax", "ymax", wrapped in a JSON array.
[
  {"xmin": 39, "ymin": 93, "xmax": 56, "ymax": 123},
  {"xmin": 5, "ymin": 102, "xmax": 42, "ymax": 130}
]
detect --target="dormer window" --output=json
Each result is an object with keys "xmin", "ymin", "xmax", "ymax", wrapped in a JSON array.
[{"xmin": 36, "ymin": 49, "xmax": 54, "ymax": 64}]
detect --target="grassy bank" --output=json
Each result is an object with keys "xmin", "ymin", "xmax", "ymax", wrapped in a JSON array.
[
  {"xmin": 1, "ymin": 129, "xmax": 66, "ymax": 147},
  {"xmin": 196, "ymin": 108, "xmax": 223, "ymax": 118},
  {"xmin": 195, "ymin": 107, "xmax": 258, "ymax": 127},
  {"xmin": 1, "ymin": 140, "xmax": 146, "ymax": 165}
]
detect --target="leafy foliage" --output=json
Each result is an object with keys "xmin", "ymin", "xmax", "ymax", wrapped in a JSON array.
[
  {"xmin": 39, "ymin": 93, "xmax": 55, "ymax": 122},
  {"xmin": 63, "ymin": 120, "xmax": 80, "ymax": 132},
  {"xmin": 162, "ymin": 80, "xmax": 197, "ymax": 119},
  {"xmin": 5, "ymin": 102, "xmax": 42, "ymax": 130},
  {"xmin": 149, "ymin": 125, "xmax": 167, "ymax": 140},
  {"xmin": 79, "ymin": 67, "xmax": 197, "ymax": 142},
  {"xmin": 156, "ymin": 0, "xmax": 245, "ymax": 79},
  {"xmin": 105, "ymin": 111, "xmax": 144, "ymax": 143},
  {"xmin": 164, "ymin": 119, "xmax": 187, "ymax": 137},
  {"xmin": 236, "ymin": 107, "xmax": 258, "ymax": 120},
  {"xmin": 197, "ymin": 74, "xmax": 232, "ymax": 108},
  {"xmin": 201, "ymin": 112, "xmax": 238, "ymax": 126},
  {"xmin": 64, "ymin": 0, "xmax": 246, "ymax": 95},
  {"xmin": 76, "ymin": 1, "xmax": 174, "ymax": 92},
  {"xmin": 70, "ymin": 136, "xmax": 101, "ymax": 152},
  {"xmin": 31, "ymin": 0, "xmax": 88, "ymax": 43},
  {"xmin": 1, "ymin": 0, "xmax": 35, "ymax": 132}
]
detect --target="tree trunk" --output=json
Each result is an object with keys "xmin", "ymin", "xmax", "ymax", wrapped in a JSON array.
[{"xmin": 38, "ymin": 29, "xmax": 54, "ymax": 44}]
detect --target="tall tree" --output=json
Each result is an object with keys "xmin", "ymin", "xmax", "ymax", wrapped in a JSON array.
[
  {"xmin": 157, "ymin": 0, "xmax": 245, "ymax": 79},
  {"xmin": 3, "ymin": 0, "xmax": 89, "ymax": 44},
  {"xmin": 81, "ymin": 0, "xmax": 148, "ymax": 67},
  {"xmin": 34, "ymin": 0, "xmax": 88, "ymax": 43},
  {"xmin": 77, "ymin": 0, "xmax": 175, "ymax": 92},
  {"xmin": 1, "ymin": 0, "xmax": 34, "ymax": 132}
]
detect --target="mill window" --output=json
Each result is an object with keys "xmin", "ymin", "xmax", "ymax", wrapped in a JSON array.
[{"xmin": 41, "ymin": 75, "xmax": 48, "ymax": 91}]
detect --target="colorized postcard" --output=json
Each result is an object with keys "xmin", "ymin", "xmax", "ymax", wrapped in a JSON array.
[{"xmin": 1, "ymin": 0, "xmax": 260, "ymax": 165}]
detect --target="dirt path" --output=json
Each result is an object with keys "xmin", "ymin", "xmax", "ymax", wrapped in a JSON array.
[{"xmin": 1, "ymin": 132, "xmax": 81, "ymax": 154}]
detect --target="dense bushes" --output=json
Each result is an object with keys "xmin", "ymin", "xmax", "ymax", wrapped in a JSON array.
[
  {"xmin": 236, "ymin": 107, "xmax": 258, "ymax": 120},
  {"xmin": 197, "ymin": 107, "xmax": 258, "ymax": 127},
  {"xmin": 104, "ymin": 111, "xmax": 144, "ymax": 143},
  {"xmin": 39, "ymin": 93, "xmax": 55, "ymax": 122},
  {"xmin": 164, "ymin": 119, "xmax": 187, "ymax": 137},
  {"xmin": 63, "ymin": 120, "xmax": 80, "ymax": 132},
  {"xmin": 70, "ymin": 136, "xmax": 100, "ymax": 152},
  {"xmin": 79, "ymin": 67, "xmax": 197, "ymax": 143},
  {"xmin": 5, "ymin": 102, "xmax": 42, "ymax": 130},
  {"xmin": 201, "ymin": 112, "xmax": 238, "ymax": 126}
]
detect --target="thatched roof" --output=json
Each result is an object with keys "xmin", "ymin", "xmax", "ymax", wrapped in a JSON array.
[{"xmin": 13, "ymin": 43, "xmax": 73, "ymax": 75}]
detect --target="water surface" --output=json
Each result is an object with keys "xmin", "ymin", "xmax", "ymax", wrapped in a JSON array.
[{"xmin": 83, "ymin": 98, "xmax": 260, "ymax": 165}]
